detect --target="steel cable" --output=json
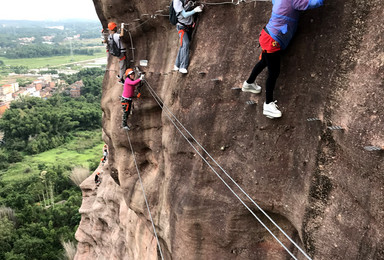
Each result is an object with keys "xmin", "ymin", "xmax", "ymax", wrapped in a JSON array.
[
  {"xmin": 143, "ymin": 80, "xmax": 307, "ymax": 260},
  {"xmin": 144, "ymin": 81, "xmax": 312, "ymax": 260},
  {"xmin": 125, "ymin": 130, "xmax": 165, "ymax": 260}
]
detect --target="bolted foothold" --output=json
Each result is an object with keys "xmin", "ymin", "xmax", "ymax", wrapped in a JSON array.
[
  {"xmin": 307, "ymin": 117, "xmax": 321, "ymax": 122},
  {"xmin": 139, "ymin": 60, "xmax": 148, "ymax": 66},
  {"xmin": 328, "ymin": 126, "xmax": 344, "ymax": 131},
  {"xmin": 211, "ymin": 78, "xmax": 221, "ymax": 82},
  {"xmin": 198, "ymin": 71, "xmax": 207, "ymax": 75},
  {"xmin": 231, "ymin": 87, "xmax": 242, "ymax": 90},
  {"xmin": 363, "ymin": 146, "xmax": 383, "ymax": 151},
  {"xmin": 246, "ymin": 100, "xmax": 256, "ymax": 105},
  {"xmin": 155, "ymin": 10, "xmax": 164, "ymax": 13},
  {"xmin": 133, "ymin": 19, "xmax": 141, "ymax": 22}
]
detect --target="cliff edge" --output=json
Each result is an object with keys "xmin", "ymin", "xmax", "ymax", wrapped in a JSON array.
[{"xmin": 75, "ymin": 0, "xmax": 384, "ymax": 259}]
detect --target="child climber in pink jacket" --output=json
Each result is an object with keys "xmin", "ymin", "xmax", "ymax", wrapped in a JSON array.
[{"xmin": 121, "ymin": 68, "xmax": 144, "ymax": 130}]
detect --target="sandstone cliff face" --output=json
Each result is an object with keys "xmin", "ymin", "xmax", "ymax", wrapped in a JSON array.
[{"xmin": 75, "ymin": 0, "xmax": 384, "ymax": 259}]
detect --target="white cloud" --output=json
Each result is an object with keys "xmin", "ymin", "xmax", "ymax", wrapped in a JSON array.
[{"xmin": 0, "ymin": 0, "xmax": 99, "ymax": 21}]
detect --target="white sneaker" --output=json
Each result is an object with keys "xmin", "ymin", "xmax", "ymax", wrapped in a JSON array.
[
  {"xmin": 242, "ymin": 81, "xmax": 261, "ymax": 94},
  {"xmin": 179, "ymin": 68, "xmax": 188, "ymax": 74},
  {"xmin": 173, "ymin": 65, "xmax": 179, "ymax": 71},
  {"xmin": 263, "ymin": 101, "xmax": 282, "ymax": 118}
]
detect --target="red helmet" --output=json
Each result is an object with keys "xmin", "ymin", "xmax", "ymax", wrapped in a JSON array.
[{"xmin": 108, "ymin": 22, "xmax": 117, "ymax": 31}]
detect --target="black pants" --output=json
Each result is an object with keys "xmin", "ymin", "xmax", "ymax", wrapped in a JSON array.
[
  {"xmin": 247, "ymin": 51, "xmax": 281, "ymax": 104},
  {"xmin": 121, "ymin": 97, "xmax": 133, "ymax": 127}
]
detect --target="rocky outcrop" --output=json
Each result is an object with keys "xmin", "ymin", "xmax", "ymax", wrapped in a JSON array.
[{"xmin": 75, "ymin": 0, "xmax": 384, "ymax": 259}]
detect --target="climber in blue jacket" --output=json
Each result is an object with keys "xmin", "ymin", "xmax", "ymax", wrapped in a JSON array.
[{"xmin": 242, "ymin": 0, "xmax": 324, "ymax": 119}]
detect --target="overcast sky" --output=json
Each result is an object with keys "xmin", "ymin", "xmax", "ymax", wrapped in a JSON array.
[{"xmin": 0, "ymin": 0, "xmax": 99, "ymax": 21}]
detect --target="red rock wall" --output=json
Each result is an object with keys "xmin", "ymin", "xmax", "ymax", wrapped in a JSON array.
[{"xmin": 75, "ymin": 0, "xmax": 384, "ymax": 259}]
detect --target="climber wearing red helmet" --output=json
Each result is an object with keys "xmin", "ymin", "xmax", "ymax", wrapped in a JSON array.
[
  {"xmin": 107, "ymin": 22, "xmax": 127, "ymax": 85},
  {"xmin": 95, "ymin": 172, "xmax": 101, "ymax": 186},
  {"xmin": 120, "ymin": 68, "xmax": 145, "ymax": 130}
]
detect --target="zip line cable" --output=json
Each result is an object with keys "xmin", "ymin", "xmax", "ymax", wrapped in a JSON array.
[
  {"xmin": 125, "ymin": 130, "xmax": 165, "ymax": 260},
  {"xmin": 143, "ymin": 80, "xmax": 309, "ymax": 260},
  {"xmin": 143, "ymin": 81, "xmax": 298, "ymax": 259},
  {"xmin": 143, "ymin": 80, "xmax": 312, "ymax": 259}
]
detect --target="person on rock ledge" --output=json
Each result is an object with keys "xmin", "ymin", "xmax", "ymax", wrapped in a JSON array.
[
  {"xmin": 242, "ymin": 0, "xmax": 324, "ymax": 119},
  {"xmin": 107, "ymin": 22, "xmax": 127, "ymax": 85},
  {"xmin": 120, "ymin": 68, "xmax": 144, "ymax": 130},
  {"xmin": 172, "ymin": 0, "xmax": 204, "ymax": 74},
  {"xmin": 95, "ymin": 172, "xmax": 101, "ymax": 187}
]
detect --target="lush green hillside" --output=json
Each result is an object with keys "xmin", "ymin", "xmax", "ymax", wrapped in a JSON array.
[
  {"xmin": 0, "ymin": 129, "xmax": 103, "ymax": 260},
  {"xmin": 0, "ymin": 67, "xmax": 105, "ymax": 259},
  {"xmin": 0, "ymin": 53, "xmax": 105, "ymax": 69}
]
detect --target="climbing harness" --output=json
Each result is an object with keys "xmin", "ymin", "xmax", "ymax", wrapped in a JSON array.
[
  {"xmin": 125, "ymin": 130, "xmax": 165, "ymax": 260},
  {"xmin": 142, "ymin": 79, "xmax": 312, "ymax": 260}
]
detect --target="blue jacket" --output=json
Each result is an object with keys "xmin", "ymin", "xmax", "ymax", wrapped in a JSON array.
[{"xmin": 265, "ymin": 0, "xmax": 324, "ymax": 50}]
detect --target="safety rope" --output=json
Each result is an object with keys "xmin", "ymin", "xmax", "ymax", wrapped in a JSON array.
[
  {"xmin": 117, "ymin": 0, "xmax": 272, "ymax": 32},
  {"xmin": 127, "ymin": 29, "xmax": 135, "ymax": 64},
  {"xmin": 125, "ymin": 130, "xmax": 165, "ymax": 260},
  {"xmin": 143, "ymin": 80, "xmax": 312, "ymax": 260}
]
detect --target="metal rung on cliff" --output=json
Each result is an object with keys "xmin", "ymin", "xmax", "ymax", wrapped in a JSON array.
[
  {"xmin": 211, "ymin": 78, "xmax": 221, "ymax": 82},
  {"xmin": 328, "ymin": 125, "xmax": 344, "ymax": 131},
  {"xmin": 364, "ymin": 146, "xmax": 383, "ymax": 151},
  {"xmin": 307, "ymin": 117, "xmax": 321, "ymax": 122}
]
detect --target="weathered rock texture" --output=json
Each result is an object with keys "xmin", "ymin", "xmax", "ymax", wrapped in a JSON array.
[{"xmin": 75, "ymin": 0, "xmax": 384, "ymax": 259}]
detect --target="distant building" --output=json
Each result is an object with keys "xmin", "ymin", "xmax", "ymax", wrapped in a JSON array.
[
  {"xmin": 40, "ymin": 90, "xmax": 52, "ymax": 99},
  {"xmin": 69, "ymin": 80, "xmax": 84, "ymax": 98},
  {"xmin": 0, "ymin": 83, "xmax": 19, "ymax": 102},
  {"xmin": 0, "ymin": 102, "xmax": 9, "ymax": 116},
  {"xmin": 48, "ymin": 82, "xmax": 56, "ymax": 88},
  {"xmin": 0, "ymin": 82, "xmax": 19, "ymax": 95},
  {"xmin": 33, "ymin": 81, "xmax": 43, "ymax": 91},
  {"xmin": 0, "ymin": 85, "xmax": 13, "ymax": 95}
]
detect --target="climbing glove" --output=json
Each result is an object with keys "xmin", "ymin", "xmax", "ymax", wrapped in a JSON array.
[{"xmin": 194, "ymin": 6, "xmax": 203, "ymax": 13}]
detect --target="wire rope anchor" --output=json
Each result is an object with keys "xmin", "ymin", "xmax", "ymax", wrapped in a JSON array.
[
  {"xmin": 327, "ymin": 125, "xmax": 344, "ymax": 131},
  {"xmin": 246, "ymin": 100, "xmax": 256, "ymax": 105},
  {"xmin": 363, "ymin": 146, "xmax": 383, "ymax": 152},
  {"xmin": 307, "ymin": 117, "xmax": 321, "ymax": 122}
]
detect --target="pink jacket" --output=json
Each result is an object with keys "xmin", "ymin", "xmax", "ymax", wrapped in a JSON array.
[{"xmin": 122, "ymin": 78, "xmax": 141, "ymax": 98}]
